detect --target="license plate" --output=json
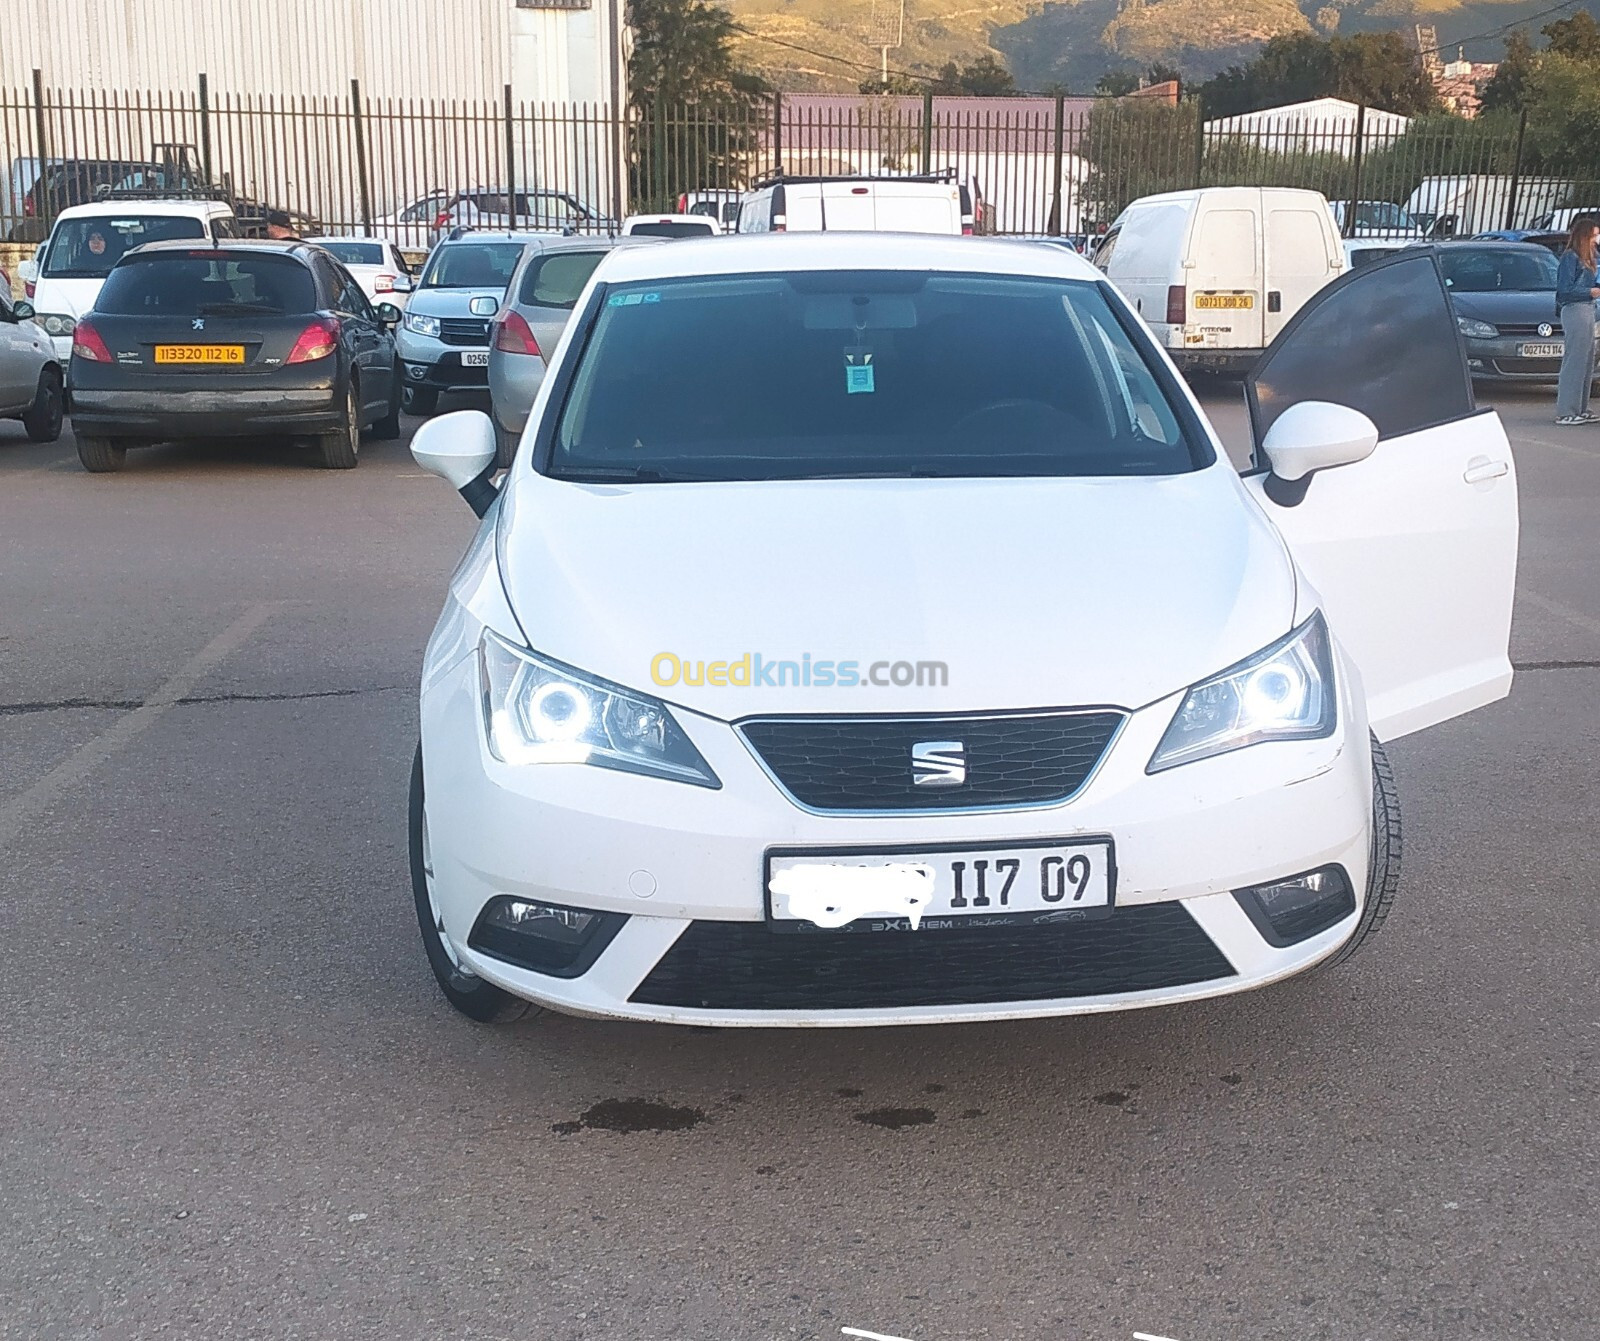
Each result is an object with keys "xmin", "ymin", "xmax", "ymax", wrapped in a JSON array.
[
  {"xmin": 1193, "ymin": 293, "xmax": 1254, "ymax": 310},
  {"xmin": 154, "ymin": 344, "xmax": 245, "ymax": 364},
  {"xmin": 1518, "ymin": 342, "xmax": 1563, "ymax": 357},
  {"xmin": 460, "ymin": 350, "xmax": 490, "ymax": 367},
  {"xmin": 766, "ymin": 839, "xmax": 1114, "ymax": 933}
]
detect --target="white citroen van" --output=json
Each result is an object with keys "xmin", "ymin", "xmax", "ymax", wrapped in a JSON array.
[
  {"xmin": 1095, "ymin": 187, "xmax": 1346, "ymax": 372},
  {"xmin": 738, "ymin": 172, "xmax": 976, "ymax": 236}
]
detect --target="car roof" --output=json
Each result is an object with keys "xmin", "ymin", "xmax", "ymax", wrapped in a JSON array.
[
  {"xmin": 435, "ymin": 231, "xmax": 554, "ymax": 245},
  {"xmin": 623, "ymin": 213, "xmax": 717, "ymax": 226},
  {"xmin": 115, "ymin": 238, "xmax": 315, "ymax": 261},
  {"xmin": 1439, "ymin": 239, "xmax": 1557, "ymax": 253},
  {"xmin": 55, "ymin": 199, "xmax": 230, "ymax": 222},
  {"xmin": 594, "ymin": 233, "xmax": 1102, "ymax": 284}
]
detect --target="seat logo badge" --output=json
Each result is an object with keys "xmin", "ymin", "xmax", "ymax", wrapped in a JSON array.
[
  {"xmin": 911, "ymin": 741, "xmax": 966, "ymax": 787},
  {"xmin": 192, "ymin": 318, "xmax": 205, "ymax": 331},
  {"xmin": 1538, "ymin": 322, "xmax": 1554, "ymax": 338}
]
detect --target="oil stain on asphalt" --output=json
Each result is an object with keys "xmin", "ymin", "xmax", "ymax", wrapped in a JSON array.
[
  {"xmin": 854, "ymin": 1106, "xmax": 937, "ymax": 1129},
  {"xmin": 552, "ymin": 1098, "xmax": 706, "ymax": 1135}
]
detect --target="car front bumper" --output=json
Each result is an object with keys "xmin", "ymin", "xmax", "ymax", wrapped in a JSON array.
[
  {"xmin": 397, "ymin": 328, "xmax": 490, "ymax": 391},
  {"xmin": 1465, "ymin": 335, "xmax": 1600, "ymax": 382},
  {"xmin": 420, "ymin": 645, "xmax": 1374, "ymax": 1027}
]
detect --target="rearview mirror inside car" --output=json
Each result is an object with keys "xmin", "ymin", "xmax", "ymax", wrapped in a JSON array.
[
  {"xmin": 411, "ymin": 410, "xmax": 500, "ymax": 517},
  {"xmin": 1260, "ymin": 401, "xmax": 1379, "ymax": 506}
]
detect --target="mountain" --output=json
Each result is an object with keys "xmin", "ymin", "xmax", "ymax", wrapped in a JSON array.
[{"xmin": 725, "ymin": 0, "xmax": 1600, "ymax": 95}]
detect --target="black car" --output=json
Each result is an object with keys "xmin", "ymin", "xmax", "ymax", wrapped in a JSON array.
[
  {"xmin": 67, "ymin": 240, "xmax": 401, "ymax": 471},
  {"xmin": 1439, "ymin": 241, "xmax": 1586, "ymax": 384}
]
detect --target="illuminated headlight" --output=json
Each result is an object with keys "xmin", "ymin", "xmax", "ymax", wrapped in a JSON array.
[
  {"xmin": 40, "ymin": 313, "xmax": 76, "ymax": 337},
  {"xmin": 479, "ymin": 630, "xmax": 719, "ymax": 787},
  {"xmin": 403, "ymin": 311, "xmax": 441, "ymax": 338},
  {"xmin": 1456, "ymin": 316, "xmax": 1497, "ymax": 340},
  {"xmin": 1148, "ymin": 612, "xmax": 1335, "ymax": 772}
]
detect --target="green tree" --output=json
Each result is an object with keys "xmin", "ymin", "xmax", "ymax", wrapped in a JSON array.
[
  {"xmin": 626, "ymin": 0, "xmax": 766, "ymax": 209},
  {"xmin": 1095, "ymin": 69, "xmax": 1141, "ymax": 97},
  {"xmin": 1543, "ymin": 10, "xmax": 1600, "ymax": 64},
  {"xmin": 1196, "ymin": 32, "xmax": 1440, "ymax": 118}
]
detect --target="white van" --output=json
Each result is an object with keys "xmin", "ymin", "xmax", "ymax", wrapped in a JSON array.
[
  {"xmin": 17, "ymin": 198, "xmax": 237, "ymax": 359},
  {"xmin": 1095, "ymin": 187, "xmax": 1346, "ymax": 372},
  {"xmin": 738, "ymin": 173, "xmax": 975, "ymax": 236}
]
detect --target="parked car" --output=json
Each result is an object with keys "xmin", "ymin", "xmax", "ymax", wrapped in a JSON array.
[
  {"xmin": 1473, "ymin": 229, "xmax": 1569, "ymax": 255},
  {"xmin": 737, "ymin": 172, "xmax": 977, "ymax": 236},
  {"xmin": 1344, "ymin": 238, "xmax": 1414, "ymax": 269},
  {"xmin": 6, "ymin": 157, "xmax": 154, "ymax": 241},
  {"xmin": 1097, "ymin": 187, "xmax": 1347, "ymax": 373},
  {"xmin": 304, "ymin": 236, "xmax": 414, "ymax": 307},
  {"xmin": 371, "ymin": 191, "xmax": 455, "ymax": 253},
  {"xmin": 1329, "ymin": 200, "xmax": 1426, "ymax": 240},
  {"xmin": 66, "ymin": 239, "xmax": 401, "ymax": 471},
  {"xmin": 1439, "ymin": 240, "xmax": 1592, "ymax": 384},
  {"xmin": 397, "ymin": 232, "xmax": 535, "ymax": 415},
  {"xmin": 620, "ymin": 213, "xmax": 720, "ymax": 238},
  {"xmin": 403, "ymin": 236, "xmax": 1517, "ymax": 1027},
  {"xmin": 487, "ymin": 235, "xmax": 651, "ymax": 464},
  {"xmin": 99, "ymin": 143, "xmax": 318, "ymax": 238},
  {"xmin": 17, "ymin": 199, "xmax": 237, "ymax": 360},
  {"xmin": 677, "ymin": 189, "xmax": 742, "ymax": 231},
  {"xmin": 1529, "ymin": 206, "xmax": 1600, "ymax": 232},
  {"xmin": 0, "ymin": 286, "xmax": 64, "ymax": 442},
  {"xmin": 429, "ymin": 189, "xmax": 614, "ymax": 246}
]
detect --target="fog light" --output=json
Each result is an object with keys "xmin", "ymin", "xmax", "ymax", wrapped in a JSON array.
[
  {"xmin": 1233, "ymin": 866, "xmax": 1355, "ymax": 947},
  {"xmin": 467, "ymin": 896, "xmax": 626, "ymax": 977},
  {"xmin": 408, "ymin": 364, "xmax": 427, "ymax": 380}
]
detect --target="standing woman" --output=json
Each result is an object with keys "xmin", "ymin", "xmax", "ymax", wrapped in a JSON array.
[{"xmin": 1555, "ymin": 214, "xmax": 1600, "ymax": 426}]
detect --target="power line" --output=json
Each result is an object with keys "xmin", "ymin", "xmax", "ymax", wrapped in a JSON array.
[
  {"xmin": 1416, "ymin": 0, "xmax": 1586, "ymax": 57},
  {"xmin": 728, "ymin": 21, "xmax": 938, "ymax": 86}
]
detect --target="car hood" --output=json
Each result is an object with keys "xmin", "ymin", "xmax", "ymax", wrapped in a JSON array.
[
  {"xmin": 1450, "ymin": 290, "xmax": 1557, "ymax": 325},
  {"xmin": 497, "ymin": 465, "xmax": 1298, "ymax": 718},
  {"xmin": 406, "ymin": 287, "xmax": 506, "ymax": 316},
  {"xmin": 35, "ymin": 276, "xmax": 108, "ymax": 320}
]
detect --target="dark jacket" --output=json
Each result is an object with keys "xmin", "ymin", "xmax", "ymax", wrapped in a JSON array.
[{"xmin": 1556, "ymin": 249, "xmax": 1598, "ymax": 308}]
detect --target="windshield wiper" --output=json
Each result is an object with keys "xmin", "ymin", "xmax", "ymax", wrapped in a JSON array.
[{"xmin": 558, "ymin": 466, "xmax": 680, "ymax": 482}]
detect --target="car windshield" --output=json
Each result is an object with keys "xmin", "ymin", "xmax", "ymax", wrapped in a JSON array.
[
  {"xmin": 1440, "ymin": 248, "xmax": 1559, "ymax": 292},
  {"xmin": 419, "ymin": 242, "xmax": 524, "ymax": 289},
  {"xmin": 1347, "ymin": 202, "xmax": 1416, "ymax": 229},
  {"xmin": 547, "ymin": 270, "xmax": 1199, "ymax": 482},
  {"xmin": 43, "ymin": 215, "xmax": 207, "ymax": 277},
  {"xmin": 315, "ymin": 240, "xmax": 386, "ymax": 266},
  {"xmin": 518, "ymin": 250, "xmax": 607, "ymax": 309},
  {"xmin": 95, "ymin": 254, "xmax": 316, "ymax": 315}
]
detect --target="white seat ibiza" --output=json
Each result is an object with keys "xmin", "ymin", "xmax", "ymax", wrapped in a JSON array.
[{"xmin": 407, "ymin": 234, "xmax": 1518, "ymax": 1027}]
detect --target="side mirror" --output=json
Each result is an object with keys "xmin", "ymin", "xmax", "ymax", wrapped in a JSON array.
[
  {"xmin": 18, "ymin": 259, "xmax": 39, "ymax": 283},
  {"xmin": 374, "ymin": 301, "xmax": 402, "ymax": 325},
  {"xmin": 1260, "ymin": 401, "xmax": 1379, "ymax": 506},
  {"xmin": 468, "ymin": 295, "xmax": 499, "ymax": 317},
  {"xmin": 13, "ymin": 300, "xmax": 36, "ymax": 321},
  {"xmin": 392, "ymin": 274, "xmax": 414, "ymax": 293},
  {"xmin": 411, "ymin": 409, "xmax": 500, "ymax": 517}
]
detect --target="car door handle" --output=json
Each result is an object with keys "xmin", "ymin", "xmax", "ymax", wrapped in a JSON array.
[{"xmin": 1463, "ymin": 457, "xmax": 1509, "ymax": 485}]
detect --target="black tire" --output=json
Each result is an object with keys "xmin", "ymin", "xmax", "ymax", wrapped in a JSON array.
[
  {"xmin": 1325, "ymin": 733, "xmax": 1403, "ymax": 967},
  {"xmin": 76, "ymin": 434, "xmax": 126, "ymax": 472},
  {"xmin": 370, "ymin": 366, "xmax": 402, "ymax": 440},
  {"xmin": 494, "ymin": 422, "xmax": 517, "ymax": 471},
  {"xmin": 317, "ymin": 382, "xmax": 360, "ymax": 469},
  {"xmin": 409, "ymin": 745, "xmax": 532, "ymax": 1024},
  {"xmin": 22, "ymin": 367, "xmax": 64, "ymax": 443},
  {"xmin": 402, "ymin": 383, "xmax": 439, "ymax": 417}
]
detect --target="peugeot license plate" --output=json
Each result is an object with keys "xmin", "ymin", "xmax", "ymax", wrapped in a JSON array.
[
  {"xmin": 1519, "ymin": 342, "xmax": 1563, "ymax": 358},
  {"xmin": 766, "ymin": 839, "xmax": 1114, "ymax": 933},
  {"xmin": 460, "ymin": 350, "xmax": 490, "ymax": 367},
  {"xmin": 154, "ymin": 344, "xmax": 245, "ymax": 364}
]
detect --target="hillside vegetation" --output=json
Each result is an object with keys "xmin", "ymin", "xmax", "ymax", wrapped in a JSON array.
[{"xmin": 725, "ymin": 0, "xmax": 1600, "ymax": 94}]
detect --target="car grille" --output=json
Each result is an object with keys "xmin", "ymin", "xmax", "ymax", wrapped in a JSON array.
[
  {"xmin": 1495, "ymin": 323, "xmax": 1555, "ymax": 336},
  {"xmin": 737, "ymin": 710, "xmax": 1124, "ymax": 811},
  {"xmin": 630, "ymin": 904, "xmax": 1236, "ymax": 1011},
  {"xmin": 439, "ymin": 318, "xmax": 491, "ymax": 347}
]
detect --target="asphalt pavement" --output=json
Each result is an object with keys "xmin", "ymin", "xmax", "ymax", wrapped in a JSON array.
[{"xmin": 1, "ymin": 385, "xmax": 1596, "ymax": 1341}]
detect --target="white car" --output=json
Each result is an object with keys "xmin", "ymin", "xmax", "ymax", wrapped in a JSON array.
[
  {"xmin": 371, "ymin": 191, "xmax": 454, "ymax": 254},
  {"xmin": 406, "ymin": 235, "xmax": 1518, "ymax": 1028},
  {"xmin": 305, "ymin": 236, "xmax": 415, "ymax": 308},
  {"xmin": 620, "ymin": 213, "xmax": 720, "ymax": 239},
  {"xmin": 16, "ymin": 198, "xmax": 235, "ymax": 359}
]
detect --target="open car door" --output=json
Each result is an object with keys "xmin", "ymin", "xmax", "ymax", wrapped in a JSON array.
[{"xmin": 1241, "ymin": 249, "xmax": 1519, "ymax": 742}]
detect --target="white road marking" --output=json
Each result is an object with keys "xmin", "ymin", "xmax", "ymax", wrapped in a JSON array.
[
  {"xmin": 1133, "ymin": 1332, "xmax": 1183, "ymax": 1341},
  {"xmin": 1522, "ymin": 589, "xmax": 1600, "ymax": 640},
  {"xmin": 842, "ymin": 1329, "xmax": 918, "ymax": 1341},
  {"xmin": 0, "ymin": 602, "xmax": 277, "ymax": 850}
]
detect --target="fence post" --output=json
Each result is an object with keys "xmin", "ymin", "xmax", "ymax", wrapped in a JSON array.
[
  {"xmin": 349, "ymin": 78, "xmax": 374, "ymax": 234},
  {"xmin": 1193, "ymin": 104, "xmax": 1205, "ymax": 189},
  {"xmin": 1048, "ymin": 93, "xmax": 1065, "ymax": 236},
  {"xmin": 920, "ymin": 89, "xmax": 933, "ymax": 175},
  {"xmin": 502, "ymin": 84, "xmax": 518, "ymax": 229},
  {"xmin": 1343, "ymin": 103, "xmax": 1367, "ymax": 239},
  {"xmin": 1504, "ymin": 108, "xmax": 1528, "ymax": 231},
  {"xmin": 197, "ymin": 73, "xmax": 213, "ymax": 187},
  {"xmin": 30, "ymin": 68, "xmax": 49, "ymax": 232},
  {"xmin": 772, "ymin": 90, "xmax": 784, "ymax": 176}
]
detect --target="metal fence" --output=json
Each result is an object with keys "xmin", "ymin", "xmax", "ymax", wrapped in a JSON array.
[{"xmin": 5, "ymin": 75, "xmax": 1600, "ymax": 248}]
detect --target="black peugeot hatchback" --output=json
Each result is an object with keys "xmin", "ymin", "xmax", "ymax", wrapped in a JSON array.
[{"xmin": 67, "ymin": 240, "xmax": 402, "ymax": 471}]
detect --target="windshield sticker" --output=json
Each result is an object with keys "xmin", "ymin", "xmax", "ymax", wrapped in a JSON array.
[
  {"xmin": 608, "ymin": 292, "xmax": 645, "ymax": 307},
  {"xmin": 845, "ymin": 352, "xmax": 875, "ymax": 394},
  {"xmin": 642, "ymin": 292, "xmax": 661, "ymax": 303}
]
